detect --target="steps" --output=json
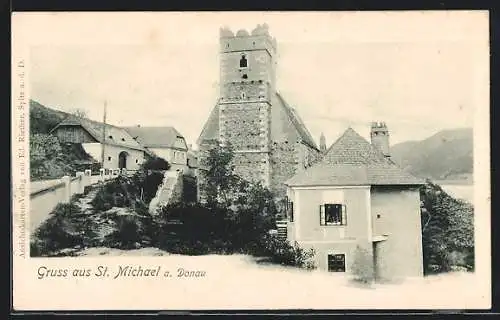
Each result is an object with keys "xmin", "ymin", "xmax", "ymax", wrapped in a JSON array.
[{"xmin": 149, "ymin": 170, "xmax": 183, "ymax": 215}]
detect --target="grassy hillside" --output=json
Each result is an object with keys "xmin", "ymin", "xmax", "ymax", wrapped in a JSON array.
[
  {"xmin": 391, "ymin": 128, "xmax": 473, "ymax": 182},
  {"xmin": 30, "ymin": 99, "xmax": 70, "ymax": 134}
]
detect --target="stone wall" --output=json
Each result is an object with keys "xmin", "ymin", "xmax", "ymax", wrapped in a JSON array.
[
  {"xmin": 195, "ymin": 141, "xmax": 214, "ymax": 204},
  {"xmin": 169, "ymin": 171, "xmax": 184, "ymax": 204},
  {"xmin": 270, "ymin": 141, "xmax": 299, "ymax": 198},
  {"xmin": 220, "ymin": 103, "xmax": 266, "ymax": 149},
  {"xmin": 221, "ymin": 81, "xmax": 269, "ymax": 100},
  {"xmin": 149, "ymin": 170, "xmax": 184, "ymax": 214},
  {"xmin": 269, "ymin": 141, "xmax": 321, "ymax": 199},
  {"xmin": 232, "ymin": 152, "xmax": 270, "ymax": 185}
]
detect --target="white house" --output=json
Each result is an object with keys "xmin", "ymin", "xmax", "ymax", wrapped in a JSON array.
[
  {"xmin": 284, "ymin": 125, "xmax": 425, "ymax": 280},
  {"xmin": 50, "ymin": 116, "xmax": 148, "ymax": 171},
  {"xmin": 124, "ymin": 126, "xmax": 189, "ymax": 172}
]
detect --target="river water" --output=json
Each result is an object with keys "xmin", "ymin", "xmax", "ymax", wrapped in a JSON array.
[{"xmin": 439, "ymin": 184, "xmax": 474, "ymax": 204}]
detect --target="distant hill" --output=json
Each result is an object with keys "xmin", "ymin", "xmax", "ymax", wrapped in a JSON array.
[
  {"xmin": 390, "ymin": 128, "xmax": 473, "ymax": 183},
  {"xmin": 30, "ymin": 99, "xmax": 70, "ymax": 134}
]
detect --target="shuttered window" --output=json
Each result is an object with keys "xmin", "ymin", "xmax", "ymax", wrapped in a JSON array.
[
  {"xmin": 285, "ymin": 196, "xmax": 294, "ymax": 222},
  {"xmin": 320, "ymin": 204, "xmax": 347, "ymax": 226}
]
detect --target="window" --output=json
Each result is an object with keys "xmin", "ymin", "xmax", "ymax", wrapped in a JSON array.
[
  {"xmin": 285, "ymin": 197, "xmax": 294, "ymax": 222},
  {"xmin": 240, "ymin": 92, "xmax": 246, "ymax": 99},
  {"xmin": 328, "ymin": 254, "xmax": 346, "ymax": 272},
  {"xmin": 240, "ymin": 54, "xmax": 248, "ymax": 68},
  {"xmin": 108, "ymin": 156, "xmax": 112, "ymax": 161},
  {"xmin": 320, "ymin": 204, "xmax": 347, "ymax": 226}
]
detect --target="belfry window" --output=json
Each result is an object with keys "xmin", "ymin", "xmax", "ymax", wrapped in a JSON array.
[{"xmin": 240, "ymin": 54, "xmax": 248, "ymax": 68}]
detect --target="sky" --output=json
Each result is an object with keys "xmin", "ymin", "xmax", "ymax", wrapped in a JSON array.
[{"xmin": 24, "ymin": 11, "xmax": 489, "ymax": 148}]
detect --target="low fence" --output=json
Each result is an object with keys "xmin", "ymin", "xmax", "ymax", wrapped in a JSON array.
[{"xmin": 29, "ymin": 168, "xmax": 131, "ymax": 234}]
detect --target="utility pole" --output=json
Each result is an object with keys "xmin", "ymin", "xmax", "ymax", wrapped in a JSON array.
[{"xmin": 101, "ymin": 100, "xmax": 107, "ymax": 169}]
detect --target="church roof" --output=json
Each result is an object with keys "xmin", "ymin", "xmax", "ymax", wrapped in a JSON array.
[
  {"xmin": 197, "ymin": 93, "xmax": 319, "ymax": 150},
  {"xmin": 274, "ymin": 93, "xmax": 318, "ymax": 150},
  {"xmin": 123, "ymin": 126, "xmax": 187, "ymax": 150},
  {"xmin": 51, "ymin": 116, "xmax": 147, "ymax": 151},
  {"xmin": 197, "ymin": 101, "xmax": 220, "ymax": 145},
  {"xmin": 285, "ymin": 127, "xmax": 425, "ymax": 187}
]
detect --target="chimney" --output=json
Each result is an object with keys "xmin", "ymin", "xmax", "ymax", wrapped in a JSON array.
[{"xmin": 370, "ymin": 121, "xmax": 390, "ymax": 158}]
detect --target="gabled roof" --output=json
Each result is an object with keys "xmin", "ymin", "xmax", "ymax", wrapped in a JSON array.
[
  {"xmin": 197, "ymin": 94, "xmax": 319, "ymax": 151},
  {"xmin": 274, "ymin": 93, "xmax": 318, "ymax": 150},
  {"xmin": 124, "ymin": 126, "xmax": 187, "ymax": 150},
  {"xmin": 50, "ymin": 116, "xmax": 146, "ymax": 151},
  {"xmin": 285, "ymin": 127, "xmax": 425, "ymax": 187}
]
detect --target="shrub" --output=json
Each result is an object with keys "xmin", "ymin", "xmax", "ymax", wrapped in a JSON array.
[
  {"xmin": 249, "ymin": 234, "xmax": 316, "ymax": 269},
  {"xmin": 182, "ymin": 175, "xmax": 198, "ymax": 204},
  {"xmin": 104, "ymin": 215, "xmax": 143, "ymax": 250},
  {"xmin": 91, "ymin": 175, "xmax": 144, "ymax": 211},
  {"xmin": 142, "ymin": 156, "xmax": 170, "ymax": 171},
  {"xmin": 351, "ymin": 245, "xmax": 374, "ymax": 284},
  {"xmin": 30, "ymin": 203, "xmax": 83, "ymax": 256}
]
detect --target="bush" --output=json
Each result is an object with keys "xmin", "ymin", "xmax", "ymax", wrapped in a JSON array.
[
  {"xmin": 104, "ymin": 215, "xmax": 143, "ymax": 250},
  {"xmin": 30, "ymin": 203, "xmax": 84, "ymax": 256},
  {"xmin": 250, "ymin": 234, "xmax": 315, "ymax": 269},
  {"xmin": 91, "ymin": 175, "xmax": 144, "ymax": 211},
  {"xmin": 351, "ymin": 245, "xmax": 374, "ymax": 284},
  {"xmin": 182, "ymin": 175, "xmax": 198, "ymax": 204},
  {"xmin": 142, "ymin": 156, "xmax": 170, "ymax": 171}
]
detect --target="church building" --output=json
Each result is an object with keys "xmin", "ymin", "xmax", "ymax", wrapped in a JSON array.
[{"xmin": 197, "ymin": 24, "xmax": 322, "ymax": 201}]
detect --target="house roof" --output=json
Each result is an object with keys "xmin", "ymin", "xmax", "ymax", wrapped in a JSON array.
[
  {"xmin": 123, "ymin": 126, "xmax": 188, "ymax": 150},
  {"xmin": 51, "ymin": 116, "xmax": 147, "ymax": 151},
  {"xmin": 197, "ymin": 93, "xmax": 319, "ymax": 151},
  {"xmin": 285, "ymin": 127, "xmax": 425, "ymax": 187}
]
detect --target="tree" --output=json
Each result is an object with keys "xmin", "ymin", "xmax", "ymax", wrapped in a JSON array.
[
  {"xmin": 30, "ymin": 133, "xmax": 64, "ymax": 179},
  {"xmin": 70, "ymin": 108, "xmax": 88, "ymax": 119},
  {"xmin": 200, "ymin": 142, "xmax": 239, "ymax": 207},
  {"xmin": 420, "ymin": 181, "xmax": 475, "ymax": 273}
]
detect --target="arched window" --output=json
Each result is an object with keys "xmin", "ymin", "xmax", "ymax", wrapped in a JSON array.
[{"xmin": 240, "ymin": 54, "xmax": 248, "ymax": 68}]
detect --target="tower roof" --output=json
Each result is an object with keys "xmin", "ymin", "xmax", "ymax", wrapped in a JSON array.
[{"xmin": 285, "ymin": 127, "xmax": 424, "ymax": 187}]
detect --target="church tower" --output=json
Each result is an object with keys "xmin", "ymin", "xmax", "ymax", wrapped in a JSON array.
[
  {"xmin": 217, "ymin": 24, "xmax": 277, "ymax": 186},
  {"xmin": 198, "ymin": 25, "xmax": 321, "ymax": 201}
]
